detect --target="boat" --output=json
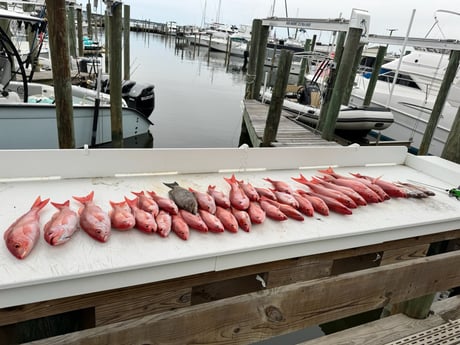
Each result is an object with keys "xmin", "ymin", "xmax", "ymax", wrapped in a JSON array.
[
  {"xmin": 261, "ymin": 84, "xmax": 394, "ymax": 139},
  {"xmin": 0, "ymin": 8, "xmax": 155, "ymax": 149},
  {"xmin": 349, "ymin": 49, "xmax": 460, "ymax": 155}
]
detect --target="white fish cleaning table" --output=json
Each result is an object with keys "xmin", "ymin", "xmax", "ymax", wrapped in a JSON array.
[{"xmin": 0, "ymin": 146, "xmax": 460, "ymax": 344}]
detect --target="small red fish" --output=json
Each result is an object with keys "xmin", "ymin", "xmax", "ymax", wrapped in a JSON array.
[
  {"xmin": 125, "ymin": 197, "xmax": 157, "ymax": 234},
  {"xmin": 263, "ymin": 177, "xmax": 294, "ymax": 194},
  {"xmin": 247, "ymin": 201, "xmax": 266, "ymax": 224},
  {"xmin": 171, "ymin": 213, "xmax": 190, "ymax": 240},
  {"xmin": 312, "ymin": 177, "xmax": 368, "ymax": 206},
  {"xmin": 156, "ymin": 210, "xmax": 172, "ymax": 237},
  {"xmin": 207, "ymin": 185, "xmax": 231, "ymax": 208},
  {"xmin": 215, "ymin": 206, "xmax": 239, "ymax": 233},
  {"xmin": 264, "ymin": 199, "xmax": 304, "ymax": 221},
  {"xmin": 254, "ymin": 187, "xmax": 277, "ymax": 200},
  {"xmin": 44, "ymin": 200, "xmax": 79, "ymax": 246},
  {"xmin": 272, "ymin": 190, "xmax": 300, "ymax": 209},
  {"xmin": 259, "ymin": 197, "xmax": 288, "ymax": 221},
  {"xmin": 132, "ymin": 191, "xmax": 159, "ymax": 216},
  {"xmin": 224, "ymin": 174, "xmax": 250, "ymax": 210},
  {"xmin": 4, "ymin": 196, "xmax": 49, "ymax": 259},
  {"xmin": 350, "ymin": 173, "xmax": 408, "ymax": 198},
  {"xmin": 231, "ymin": 207, "xmax": 251, "ymax": 232},
  {"xmin": 180, "ymin": 209, "xmax": 208, "ymax": 232},
  {"xmin": 147, "ymin": 191, "xmax": 179, "ymax": 215},
  {"xmin": 73, "ymin": 191, "xmax": 111, "ymax": 242},
  {"xmin": 199, "ymin": 209, "xmax": 225, "ymax": 233},
  {"xmin": 189, "ymin": 187, "xmax": 217, "ymax": 214},
  {"xmin": 109, "ymin": 200, "xmax": 135, "ymax": 231},
  {"xmin": 292, "ymin": 193, "xmax": 314, "ymax": 217},
  {"xmin": 296, "ymin": 190, "xmax": 329, "ymax": 216},
  {"xmin": 304, "ymin": 191, "xmax": 352, "ymax": 215},
  {"xmin": 237, "ymin": 180, "xmax": 260, "ymax": 201},
  {"xmin": 292, "ymin": 174, "xmax": 357, "ymax": 209}
]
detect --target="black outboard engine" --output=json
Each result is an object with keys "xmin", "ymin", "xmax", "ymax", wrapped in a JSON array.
[
  {"xmin": 297, "ymin": 82, "xmax": 321, "ymax": 106},
  {"xmin": 121, "ymin": 80, "xmax": 155, "ymax": 117}
]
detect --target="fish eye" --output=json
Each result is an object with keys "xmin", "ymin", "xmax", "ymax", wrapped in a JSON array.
[{"xmin": 14, "ymin": 243, "xmax": 21, "ymax": 249}]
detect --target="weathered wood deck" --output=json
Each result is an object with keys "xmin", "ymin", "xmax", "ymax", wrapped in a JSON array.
[{"xmin": 241, "ymin": 99, "xmax": 340, "ymax": 147}]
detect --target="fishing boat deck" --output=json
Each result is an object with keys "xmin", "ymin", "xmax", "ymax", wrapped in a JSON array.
[{"xmin": 241, "ymin": 99, "xmax": 340, "ymax": 147}]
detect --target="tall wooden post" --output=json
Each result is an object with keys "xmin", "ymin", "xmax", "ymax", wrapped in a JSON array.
[
  {"xmin": 109, "ymin": 1, "xmax": 123, "ymax": 147},
  {"xmin": 252, "ymin": 24, "xmax": 270, "ymax": 100},
  {"xmin": 123, "ymin": 4, "xmax": 130, "ymax": 80},
  {"xmin": 418, "ymin": 50, "xmax": 460, "ymax": 156},
  {"xmin": 45, "ymin": 0, "xmax": 75, "ymax": 148},
  {"xmin": 321, "ymin": 25, "xmax": 363, "ymax": 141},
  {"xmin": 262, "ymin": 50, "xmax": 293, "ymax": 147},
  {"xmin": 441, "ymin": 106, "xmax": 460, "ymax": 163},
  {"xmin": 104, "ymin": 11, "xmax": 110, "ymax": 73},
  {"xmin": 342, "ymin": 43, "xmax": 364, "ymax": 105},
  {"xmin": 297, "ymin": 39, "xmax": 311, "ymax": 86},
  {"xmin": 68, "ymin": 5, "xmax": 77, "ymax": 58},
  {"xmin": 363, "ymin": 45, "xmax": 387, "ymax": 106},
  {"xmin": 244, "ymin": 19, "xmax": 262, "ymax": 99},
  {"xmin": 86, "ymin": 1, "xmax": 93, "ymax": 39},
  {"xmin": 76, "ymin": 7, "xmax": 84, "ymax": 57}
]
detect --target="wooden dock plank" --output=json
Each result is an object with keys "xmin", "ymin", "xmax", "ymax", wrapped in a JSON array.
[{"xmin": 242, "ymin": 99, "xmax": 339, "ymax": 147}]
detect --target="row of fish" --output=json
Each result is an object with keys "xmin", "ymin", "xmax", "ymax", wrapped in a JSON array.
[{"xmin": 3, "ymin": 169, "xmax": 435, "ymax": 259}]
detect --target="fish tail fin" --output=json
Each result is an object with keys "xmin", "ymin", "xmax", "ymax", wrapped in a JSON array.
[
  {"xmin": 31, "ymin": 196, "xmax": 50, "ymax": 210},
  {"xmin": 131, "ymin": 191, "xmax": 145, "ymax": 197},
  {"xmin": 73, "ymin": 191, "xmax": 95, "ymax": 204},
  {"xmin": 146, "ymin": 190, "xmax": 156, "ymax": 197},
  {"xmin": 318, "ymin": 167, "xmax": 335, "ymax": 174},
  {"xmin": 124, "ymin": 196, "xmax": 138, "ymax": 208},
  {"xmin": 291, "ymin": 174, "xmax": 309, "ymax": 185},
  {"xmin": 223, "ymin": 175, "xmax": 236, "ymax": 185},
  {"xmin": 163, "ymin": 182, "xmax": 178, "ymax": 189},
  {"xmin": 310, "ymin": 177, "xmax": 321, "ymax": 184},
  {"xmin": 110, "ymin": 200, "xmax": 127, "ymax": 208},
  {"xmin": 50, "ymin": 200, "xmax": 70, "ymax": 210},
  {"xmin": 263, "ymin": 177, "xmax": 273, "ymax": 183},
  {"xmin": 207, "ymin": 185, "xmax": 216, "ymax": 192}
]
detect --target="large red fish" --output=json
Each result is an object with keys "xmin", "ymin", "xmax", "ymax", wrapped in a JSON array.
[
  {"xmin": 292, "ymin": 193, "xmax": 314, "ymax": 217},
  {"xmin": 292, "ymin": 174, "xmax": 357, "ymax": 209},
  {"xmin": 171, "ymin": 213, "xmax": 190, "ymax": 240},
  {"xmin": 224, "ymin": 174, "xmax": 250, "ymax": 210},
  {"xmin": 318, "ymin": 168, "xmax": 386, "ymax": 202},
  {"xmin": 44, "ymin": 200, "xmax": 79, "ymax": 246},
  {"xmin": 271, "ymin": 190, "xmax": 300, "ymax": 209},
  {"xmin": 156, "ymin": 210, "xmax": 172, "ymax": 238},
  {"xmin": 73, "ymin": 191, "xmax": 111, "ymax": 242},
  {"xmin": 231, "ymin": 207, "xmax": 251, "ymax": 232},
  {"xmin": 109, "ymin": 200, "xmax": 135, "ymax": 231},
  {"xmin": 254, "ymin": 187, "xmax": 277, "ymax": 200},
  {"xmin": 350, "ymin": 173, "xmax": 408, "ymax": 198},
  {"xmin": 180, "ymin": 209, "xmax": 208, "ymax": 232},
  {"xmin": 264, "ymin": 199, "xmax": 304, "ymax": 221},
  {"xmin": 147, "ymin": 191, "xmax": 179, "ymax": 215},
  {"xmin": 199, "ymin": 209, "xmax": 225, "ymax": 233},
  {"xmin": 215, "ymin": 206, "xmax": 239, "ymax": 233},
  {"xmin": 125, "ymin": 197, "xmax": 157, "ymax": 234},
  {"xmin": 303, "ymin": 191, "xmax": 352, "ymax": 215},
  {"xmin": 237, "ymin": 180, "xmax": 260, "ymax": 201},
  {"xmin": 189, "ymin": 187, "xmax": 217, "ymax": 214},
  {"xmin": 247, "ymin": 201, "xmax": 266, "ymax": 224},
  {"xmin": 4, "ymin": 196, "xmax": 49, "ymax": 259},
  {"xmin": 259, "ymin": 197, "xmax": 288, "ymax": 221},
  {"xmin": 311, "ymin": 177, "xmax": 368, "ymax": 206},
  {"xmin": 296, "ymin": 190, "xmax": 329, "ymax": 216},
  {"xmin": 207, "ymin": 185, "xmax": 231, "ymax": 208},
  {"xmin": 132, "ymin": 191, "xmax": 159, "ymax": 216}
]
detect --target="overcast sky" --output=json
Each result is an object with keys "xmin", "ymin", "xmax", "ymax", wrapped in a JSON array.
[{"xmin": 95, "ymin": 0, "xmax": 460, "ymax": 39}]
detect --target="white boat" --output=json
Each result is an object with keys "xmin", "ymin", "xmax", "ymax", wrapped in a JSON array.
[
  {"xmin": 349, "ymin": 49, "xmax": 460, "ymax": 156},
  {"xmin": 0, "ymin": 8, "xmax": 154, "ymax": 149},
  {"xmin": 261, "ymin": 87, "xmax": 394, "ymax": 137}
]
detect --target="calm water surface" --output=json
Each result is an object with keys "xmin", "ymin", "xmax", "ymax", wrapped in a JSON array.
[{"xmin": 127, "ymin": 32, "xmax": 247, "ymax": 148}]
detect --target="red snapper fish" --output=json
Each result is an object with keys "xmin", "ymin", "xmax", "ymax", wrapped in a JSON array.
[
  {"xmin": 189, "ymin": 187, "xmax": 217, "ymax": 214},
  {"xmin": 302, "ymin": 191, "xmax": 352, "ymax": 215},
  {"xmin": 4, "ymin": 196, "xmax": 49, "ymax": 259},
  {"xmin": 109, "ymin": 200, "xmax": 135, "ymax": 231},
  {"xmin": 247, "ymin": 201, "xmax": 266, "ymax": 224},
  {"xmin": 350, "ymin": 173, "xmax": 408, "ymax": 198},
  {"xmin": 237, "ymin": 179, "xmax": 260, "ymax": 201},
  {"xmin": 259, "ymin": 197, "xmax": 288, "ymax": 221},
  {"xmin": 199, "ymin": 209, "xmax": 225, "ymax": 233},
  {"xmin": 311, "ymin": 177, "xmax": 368, "ymax": 206},
  {"xmin": 264, "ymin": 199, "xmax": 304, "ymax": 221},
  {"xmin": 215, "ymin": 206, "xmax": 239, "ymax": 233},
  {"xmin": 207, "ymin": 185, "xmax": 231, "ymax": 208},
  {"xmin": 224, "ymin": 174, "xmax": 250, "ymax": 210},
  {"xmin": 231, "ymin": 207, "xmax": 251, "ymax": 232},
  {"xmin": 73, "ymin": 191, "xmax": 111, "ymax": 242},
  {"xmin": 171, "ymin": 213, "xmax": 190, "ymax": 240},
  {"xmin": 156, "ymin": 210, "xmax": 172, "ymax": 237},
  {"xmin": 263, "ymin": 177, "xmax": 294, "ymax": 194},
  {"xmin": 147, "ymin": 191, "xmax": 179, "ymax": 215},
  {"xmin": 125, "ymin": 197, "xmax": 157, "ymax": 233},
  {"xmin": 132, "ymin": 191, "xmax": 159, "ymax": 216},
  {"xmin": 179, "ymin": 209, "xmax": 208, "ymax": 232},
  {"xmin": 44, "ymin": 200, "xmax": 79, "ymax": 246},
  {"xmin": 254, "ymin": 187, "xmax": 277, "ymax": 201},
  {"xmin": 292, "ymin": 193, "xmax": 314, "ymax": 217},
  {"xmin": 296, "ymin": 190, "xmax": 329, "ymax": 216}
]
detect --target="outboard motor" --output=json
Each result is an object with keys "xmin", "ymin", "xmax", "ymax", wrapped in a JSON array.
[
  {"xmin": 121, "ymin": 80, "xmax": 155, "ymax": 117},
  {"xmin": 297, "ymin": 83, "xmax": 321, "ymax": 107}
]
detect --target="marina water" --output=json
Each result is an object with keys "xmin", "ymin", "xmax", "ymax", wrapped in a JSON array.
[{"xmin": 127, "ymin": 32, "xmax": 247, "ymax": 148}]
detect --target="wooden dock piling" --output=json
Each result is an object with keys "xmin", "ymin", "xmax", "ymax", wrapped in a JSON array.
[
  {"xmin": 442, "ymin": 107, "xmax": 460, "ymax": 164},
  {"xmin": 123, "ymin": 4, "xmax": 130, "ymax": 80},
  {"xmin": 363, "ymin": 45, "xmax": 388, "ymax": 106},
  {"xmin": 245, "ymin": 19, "xmax": 262, "ymax": 99}
]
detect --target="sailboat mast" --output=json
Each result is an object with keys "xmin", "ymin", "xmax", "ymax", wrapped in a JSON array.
[{"xmin": 216, "ymin": 0, "xmax": 221, "ymax": 23}]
